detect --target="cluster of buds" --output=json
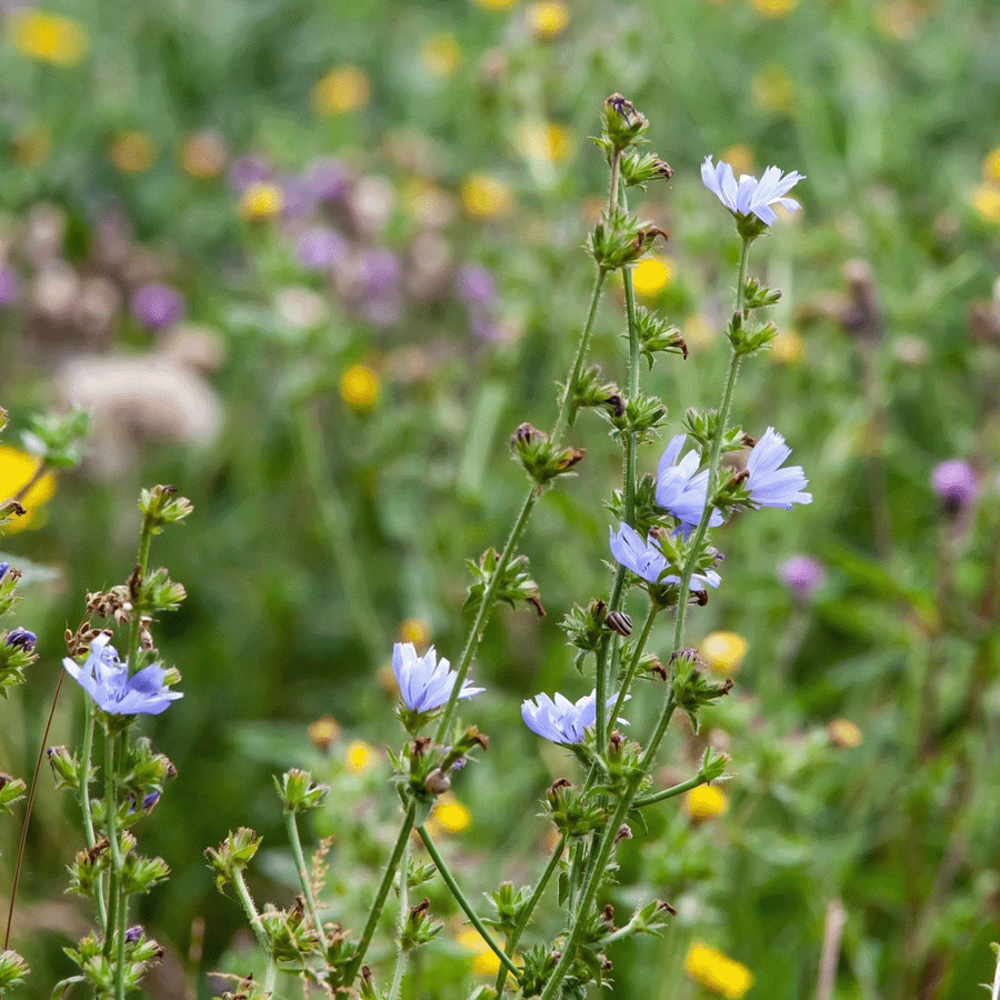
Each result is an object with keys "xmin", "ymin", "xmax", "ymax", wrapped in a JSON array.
[
  {"xmin": 545, "ymin": 778, "xmax": 607, "ymax": 838},
  {"xmin": 463, "ymin": 545, "xmax": 545, "ymax": 617},
  {"xmin": 509, "ymin": 422, "xmax": 585, "ymax": 493},
  {"xmin": 671, "ymin": 650, "xmax": 734, "ymax": 731},
  {"xmin": 63, "ymin": 929, "xmax": 163, "ymax": 996}
]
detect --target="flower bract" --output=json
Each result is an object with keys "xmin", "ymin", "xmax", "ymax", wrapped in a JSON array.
[
  {"xmin": 609, "ymin": 523, "xmax": 721, "ymax": 590},
  {"xmin": 701, "ymin": 156, "xmax": 804, "ymax": 226},
  {"xmin": 392, "ymin": 642, "xmax": 483, "ymax": 713},
  {"xmin": 521, "ymin": 689, "xmax": 622, "ymax": 745},
  {"xmin": 745, "ymin": 427, "xmax": 812, "ymax": 509}
]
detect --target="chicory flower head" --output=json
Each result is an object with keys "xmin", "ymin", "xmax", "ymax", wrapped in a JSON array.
[
  {"xmin": 745, "ymin": 428, "xmax": 812, "ymax": 509},
  {"xmin": 62, "ymin": 634, "xmax": 182, "ymax": 716},
  {"xmin": 4, "ymin": 627, "xmax": 36, "ymax": 652},
  {"xmin": 392, "ymin": 642, "xmax": 483, "ymax": 714},
  {"xmin": 521, "ymin": 689, "xmax": 624, "ymax": 745},
  {"xmin": 701, "ymin": 157, "xmax": 804, "ymax": 226},
  {"xmin": 655, "ymin": 435, "xmax": 724, "ymax": 533},
  {"xmin": 609, "ymin": 523, "xmax": 721, "ymax": 590}
]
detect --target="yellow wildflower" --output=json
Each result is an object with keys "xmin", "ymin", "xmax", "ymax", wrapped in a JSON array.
[
  {"xmin": 699, "ymin": 632, "xmax": 748, "ymax": 674},
  {"xmin": 457, "ymin": 928, "xmax": 502, "ymax": 975},
  {"xmin": 973, "ymin": 185, "xmax": 1000, "ymax": 224},
  {"xmin": 180, "ymin": 131, "xmax": 227, "ymax": 179},
  {"xmin": 527, "ymin": 1, "xmax": 570, "ymax": 39},
  {"xmin": 471, "ymin": 0, "xmax": 518, "ymax": 9},
  {"xmin": 399, "ymin": 617, "xmax": 430, "ymax": 647},
  {"xmin": 684, "ymin": 312, "xmax": 714, "ymax": 349},
  {"xmin": 685, "ymin": 942, "xmax": 754, "ymax": 998},
  {"xmin": 770, "ymin": 328, "xmax": 803, "ymax": 364},
  {"xmin": 109, "ymin": 132, "xmax": 155, "ymax": 174},
  {"xmin": 516, "ymin": 121, "xmax": 571, "ymax": 164},
  {"xmin": 752, "ymin": 66, "xmax": 794, "ymax": 114},
  {"xmin": 340, "ymin": 364, "xmax": 380, "ymax": 411},
  {"xmin": 8, "ymin": 10, "xmax": 88, "ymax": 66},
  {"xmin": 461, "ymin": 174, "xmax": 513, "ymax": 220},
  {"xmin": 985, "ymin": 146, "xmax": 1000, "ymax": 185},
  {"xmin": 308, "ymin": 715, "xmax": 341, "ymax": 751},
  {"xmin": 345, "ymin": 740, "xmax": 376, "ymax": 774},
  {"xmin": 427, "ymin": 793, "xmax": 471, "ymax": 835},
  {"xmin": 0, "ymin": 446, "xmax": 56, "ymax": 534},
  {"xmin": 684, "ymin": 784, "xmax": 729, "ymax": 821},
  {"xmin": 631, "ymin": 256, "xmax": 673, "ymax": 298},
  {"xmin": 749, "ymin": 0, "xmax": 797, "ymax": 18},
  {"xmin": 313, "ymin": 65, "xmax": 370, "ymax": 116},
  {"xmin": 828, "ymin": 718, "xmax": 863, "ymax": 748},
  {"xmin": 421, "ymin": 34, "xmax": 461, "ymax": 77},
  {"xmin": 720, "ymin": 144, "xmax": 754, "ymax": 177},
  {"xmin": 240, "ymin": 182, "xmax": 284, "ymax": 220}
]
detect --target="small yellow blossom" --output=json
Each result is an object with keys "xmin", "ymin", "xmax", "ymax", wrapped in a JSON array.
[
  {"xmin": 527, "ymin": 0, "xmax": 570, "ymax": 39},
  {"xmin": 770, "ymin": 328, "xmax": 803, "ymax": 364},
  {"xmin": 684, "ymin": 312, "xmax": 714, "ymax": 349},
  {"xmin": 471, "ymin": 0, "xmax": 518, "ymax": 9},
  {"xmin": 313, "ymin": 65, "xmax": 370, "ymax": 116},
  {"xmin": 421, "ymin": 34, "xmax": 461, "ymax": 77},
  {"xmin": 457, "ymin": 928, "xmax": 502, "ymax": 975},
  {"xmin": 399, "ymin": 617, "xmax": 430, "ymax": 647},
  {"xmin": 427, "ymin": 793, "xmax": 472, "ymax": 835},
  {"xmin": 631, "ymin": 255, "xmax": 673, "ymax": 298},
  {"xmin": 340, "ymin": 364, "xmax": 380, "ymax": 411},
  {"xmin": 180, "ymin": 130, "xmax": 227, "ymax": 179},
  {"xmin": 828, "ymin": 718, "xmax": 863, "ymax": 748},
  {"xmin": 685, "ymin": 942, "xmax": 754, "ymax": 998},
  {"xmin": 0, "ymin": 446, "xmax": 56, "ymax": 534},
  {"xmin": 308, "ymin": 715, "xmax": 341, "ymax": 751},
  {"xmin": 8, "ymin": 10, "xmax": 88, "ymax": 66},
  {"xmin": 345, "ymin": 740, "xmax": 376, "ymax": 774},
  {"xmin": 109, "ymin": 132, "xmax": 155, "ymax": 174},
  {"xmin": 516, "ymin": 121, "xmax": 571, "ymax": 164},
  {"xmin": 973, "ymin": 185, "xmax": 1000, "ymax": 224},
  {"xmin": 240, "ymin": 182, "xmax": 284, "ymax": 220},
  {"xmin": 749, "ymin": 0, "xmax": 797, "ymax": 18},
  {"xmin": 461, "ymin": 174, "xmax": 513, "ymax": 220},
  {"xmin": 684, "ymin": 784, "xmax": 729, "ymax": 821},
  {"xmin": 752, "ymin": 66, "xmax": 794, "ymax": 114},
  {"xmin": 13, "ymin": 127, "xmax": 51, "ymax": 167},
  {"xmin": 720, "ymin": 144, "xmax": 754, "ymax": 177},
  {"xmin": 984, "ymin": 146, "xmax": 1000, "ymax": 185},
  {"xmin": 699, "ymin": 632, "xmax": 748, "ymax": 674}
]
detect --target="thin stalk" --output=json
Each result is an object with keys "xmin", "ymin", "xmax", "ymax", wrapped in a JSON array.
[
  {"xmin": 10, "ymin": 460, "xmax": 49, "ymax": 506},
  {"xmin": 635, "ymin": 769, "xmax": 710, "ymax": 808},
  {"xmin": 387, "ymin": 838, "xmax": 410, "ymax": 1000},
  {"xmin": 125, "ymin": 516, "xmax": 154, "ymax": 675},
  {"xmin": 231, "ymin": 867, "xmax": 276, "ymax": 996},
  {"xmin": 594, "ymin": 566, "xmax": 627, "ymax": 750},
  {"xmin": 493, "ymin": 835, "xmax": 567, "ymax": 995},
  {"xmin": 79, "ymin": 701, "xmax": 107, "ymax": 927},
  {"xmin": 344, "ymin": 802, "xmax": 416, "ymax": 985},
  {"xmin": 417, "ymin": 825, "xmax": 519, "ymax": 979},
  {"xmin": 103, "ymin": 730, "xmax": 126, "ymax": 1000},
  {"xmin": 284, "ymin": 810, "xmax": 326, "ymax": 943},
  {"xmin": 609, "ymin": 604, "xmax": 658, "ymax": 727}
]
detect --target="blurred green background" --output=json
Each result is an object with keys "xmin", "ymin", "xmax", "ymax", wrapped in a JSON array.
[{"xmin": 2, "ymin": 0, "xmax": 1000, "ymax": 997}]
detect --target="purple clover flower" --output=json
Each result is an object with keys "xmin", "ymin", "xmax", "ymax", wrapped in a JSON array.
[
  {"xmin": 4, "ymin": 627, "xmax": 37, "ymax": 651},
  {"xmin": 521, "ymin": 689, "xmax": 623, "ymax": 745},
  {"xmin": 701, "ymin": 157, "xmax": 804, "ymax": 226},
  {"xmin": 62, "ymin": 634, "xmax": 183, "ymax": 716},
  {"xmin": 227, "ymin": 154, "xmax": 272, "ymax": 194},
  {"xmin": 931, "ymin": 459, "xmax": 978, "ymax": 515},
  {"xmin": 304, "ymin": 157, "xmax": 349, "ymax": 202},
  {"xmin": 131, "ymin": 283, "xmax": 185, "ymax": 329},
  {"xmin": 456, "ymin": 264, "xmax": 497, "ymax": 306},
  {"xmin": 609, "ymin": 523, "xmax": 721, "ymax": 590},
  {"xmin": 745, "ymin": 428, "xmax": 812, "ymax": 509},
  {"xmin": 655, "ymin": 435, "xmax": 724, "ymax": 533},
  {"xmin": 778, "ymin": 556, "xmax": 825, "ymax": 603},
  {"xmin": 0, "ymin": 265, "xmax": 21, "ymax": 307},
  {"xmin": 295, "ymin": 226, "xmax": 348, "ymax": 270},
  {"xmin": 392, "ymin": 642, "xmax": 483, "ymax": 713}
]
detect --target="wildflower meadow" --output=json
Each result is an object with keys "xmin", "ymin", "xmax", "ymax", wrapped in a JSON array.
[{"xmin": 2, "ymin": 2, "xmax": 1000, "ymax": 999}]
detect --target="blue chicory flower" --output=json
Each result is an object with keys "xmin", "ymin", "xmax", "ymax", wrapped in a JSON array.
[
  {"xmin": 609, "ymin": 523, "xmax": 721, "ymax": 590},
  {"xmin": 521, "ymin": 689, "xmax": 623, "ymax": 745},
  {"xmin": 655, "ymin": 435, "xmax": 725, "ymax": 533},
  {"xmin": 701, "ymin": 157, "xmax": 804, "ymax": 226},
  {"xmin": 392, "ymin": 642, "xmax": 484, "ymax": 713},
  {"xmin": 4, "ymin": 627, "xmax": 37, "ymax": 652},
  {"xmin": 745, "ymin": 428, "xmax": 812, "ymax": 509},
  {"xmin": 62, "ymin": 634, "xmax": 183, "ymax": 716},
  {"xmin": 0, "ymin": 562, "xmax": 9, "ymax": 582}
]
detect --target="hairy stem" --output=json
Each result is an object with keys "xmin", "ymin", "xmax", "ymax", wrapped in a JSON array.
[
  {"xmin": 285, "ymin": 810, "xmax": 326, "ymax": 944},
  {"xmin": 387, "ymin": 837, "xmax": 410, "ymax": 1000},
  {"xmin": 231, "ymin": 867, "xmax": 276, "ymax": 995}
]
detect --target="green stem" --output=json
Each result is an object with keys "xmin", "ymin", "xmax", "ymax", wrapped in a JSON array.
[
  {"xmin": 284, "ymin": 810, "xmax": 326, "ymax": 944},
  {"xmin": 125, "ymin": 517, "xmax": 154, "ymax": 675},
  {"xmin": 609, "ymin": 603, "xmax": 658, "ymax": 727},
  {"xmin": 79, "ymin": 703, "xmax": 107, "ymax": 929},
  {"xmin": 388, "ymin": 837, "xmax": 410, "ymax": 1000},
  {"xmin": 493, "ymin": 835, "xmax": 567, "ymax": 995},
  {"xmin": 102, "ymin": 730, "xmax": 126, "ymax": 1000},
  {"xmin": 416, "ymin": 825, "xmax": 519, "ymax": 979},
  {"xmin": 345, "ymin": 802, "xmax": 416, "ymax": 985},
  {"xmin": 594, "ymin": 566, "xmax": 627, "ymax": 751},
  {"xmin": 231, "ymin": 867, "xmax": 276, "ymax": 995},
  {"xmin": 635, "ymin": 769, "xmax": 711, "ymax": 808}
]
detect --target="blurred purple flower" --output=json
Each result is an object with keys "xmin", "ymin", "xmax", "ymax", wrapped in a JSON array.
[
  {"xmin": 304, "ymin": 157, "xmax": 349, "ymax": 202},
  {"xmin": 227, "ymin": 154, "xmax": 272, "ymax": 194},
  {"xmin": 279, "ymin": 174, "xmax": 317, "ymax": 219},
  {"xmin": 931, "ymin": 459, "xmax": 978, "ymax": 515},
  {"xmin": 746, "ymin": 428, "xmax": 812, "ymax": 509},
  {"xmin": 0, "ymin": 265, "xmax": 21, "ymax": 307},
  {"xmin": 456, "ymin": 264, "xmax": 497, "ymax": 306},
  {"xmin": 0, "ymin": 562, "xmax": 8, "ymax": 581},
  {"xmin": 131, "ymin": 283, "xmax": 185, "ymax": 329},
  {"xmin": 296, "ymin": 226, "xmax": 348, "ymax": 270},
  {"xmin": 358, "ymin": 249, "xmax": 401, "ymax": 294},
  {"xmin": 469, "ymin": 312, "xmax": 502, "ymax": 341},
  {"xmin": 392, "ymin": 642, "xmax": 483, "ymax": 713},
  {"xmin": 778, "ymin": 556, "xmax": 825, "ymax": 603}
]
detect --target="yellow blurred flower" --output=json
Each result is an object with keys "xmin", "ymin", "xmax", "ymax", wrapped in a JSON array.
[
  {"xmin": 516, "ymin": 121, "xmax": 571, "ymax": 164},
  {"xmin": 8, "ymin": 10, "xmax": 88, "ymax": 66},
  {"xmin": 240, "ymin": 182, "xmax": 284, "ymax": 220},
  {"xmin": 427, "ymin": 793, "xmax": 472, "ymax": 835},
  {"xmin": 313, "ymin": 65, "xmax": 371, "ymax": 116},
  {"xmin": 770, "ymin": 328, "xmax": 803, "ymax": 364},
  {"xmin": 828, "ymin": 718, "xmax": 863, "ymax": 748},
  {"xmin": 984, "ymin": 146, "xmax": 1000, "ymax": 185},
  {"xmin": 752, "ymin": 65, "xmax": 794, "ymax": 114},
  {"xmin": 180, "ymin": 130, "xmax": 227, "ymax": 179},
  {"xmin": 457, "ymin": 927, "xmax": 502, "ymax": 975},
  {"xmin": 0, "ymin": 446, "xmax": 56, "ymax": 534},
  {"xmin": 632, "ymin": 255, "xmax": 673, "ymax": 298},
  {"xmin": 471, "ymin": 0, "xmax": 518, "ymax": 9},
  {"xmin": 973, "ymin": 185, "xmax": 1000, "ymax": 224},
  {"xmin": 699, "ymin": 632, "xmax": 748, "ymax": 674},
  {"xmin": 422, "ymin": 33, "xmax": 461, "ymax": 77},
  {"xmin": 527, "ymin": 0, "xmax": 570, "ymax": 38},
  {"xmin": 684, "ymin": 784, "xmax": 729, "ymax": 821},
  {"xmin": 684, "ymin": 312, "xmax": 714, "ymax": 349},
  {"xmin": 340, "ymin": 364, "xmax": 380, "ymax": 411},
  {"xmin": 461, "ymin": 174, "xmax": 513, "ymax": 220},
  {"xmin": 685, "ymin": 942, "xmax": 754, "ymax": 998},
  {"xmin": 749, "ymin": 0, "xmax": 797, "ymax": 18},
  {"xmin": 109, "ymin": 131, "xmax": 155, "ymax": 174},
  {"xmin": 345, "ymin": 740, "xmax": 376, "ymax": 774},
  {"xmin": 399, "ymin": 617, "xmax": 430, "ymax": 647},
  {"xmin": 308, "ymin": 715, "xmax": 341, "ymax": 751},
  {"xmin": 720, "ymin": 144, "xmax": 754, "ymax": 177},
  {"xmin": 13, "ymin": 126, "xmax": 51, "ymax": 167}
]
